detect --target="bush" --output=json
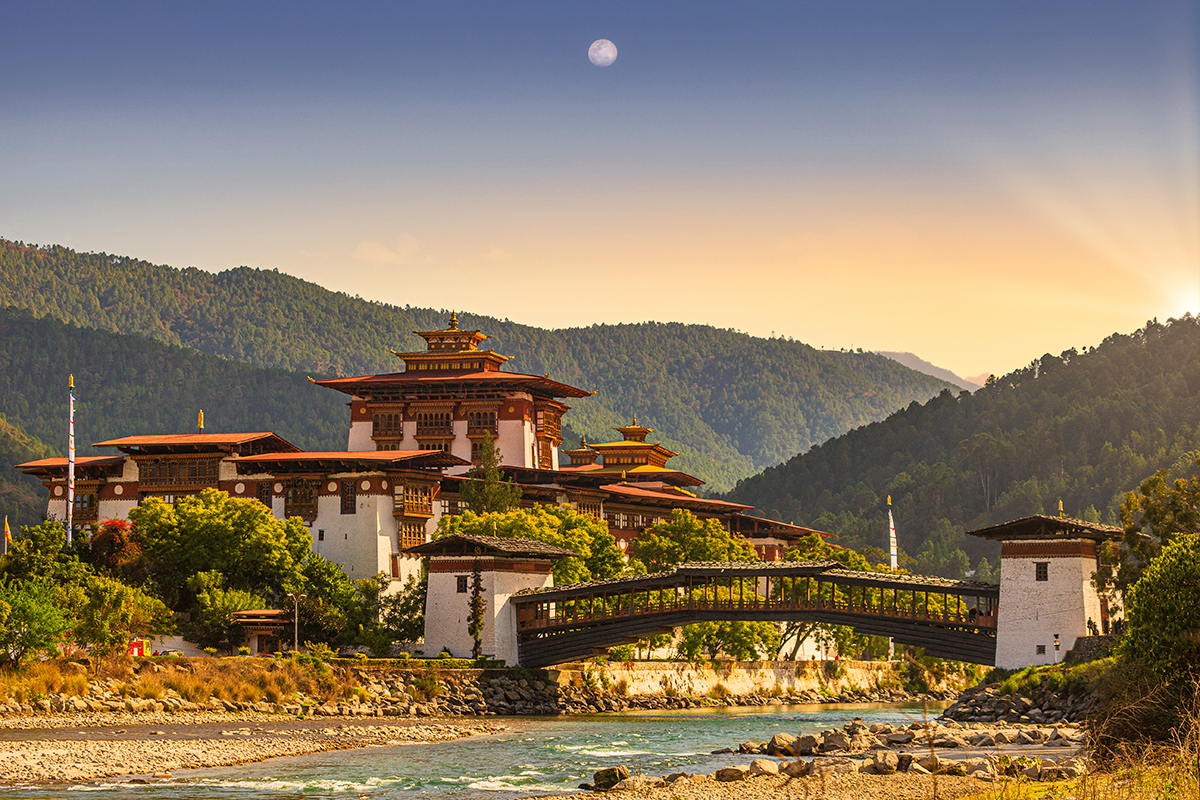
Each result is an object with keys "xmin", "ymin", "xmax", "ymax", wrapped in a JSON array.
[
  {"xmin": 238, "ymin": 646, "xmax": 251, "ymax": 656},
  {"xmin": 1120, "ymin": 534, "xmax": 1200, "ymax": 680}
]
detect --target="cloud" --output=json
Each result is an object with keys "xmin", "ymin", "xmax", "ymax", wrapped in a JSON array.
[
  {"xmin": 482, "ymin": 245, "xmax": 511, "ymax": 262},
  {"xmin": 351, "ymin": 234, "xmax": 419, "ymax": 266}
]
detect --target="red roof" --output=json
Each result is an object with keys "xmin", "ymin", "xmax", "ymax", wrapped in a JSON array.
[
  {"xmin": 94, "ymin": 432, "xmax": 301, "ymax": 451},
  {"xmin": 600, "ymin": 483, "xmax": 752, "ymax": 511},
  {"xmin": 232, "ymin": 450, "xmax": 467, "ymax": 467},
  {"xmin": 17, "ymin": 455, "xmax": 126, "ymax": 473},
  {"xmin": 312, "ymin": 370, "xmax": 592, "ymax": 399}
]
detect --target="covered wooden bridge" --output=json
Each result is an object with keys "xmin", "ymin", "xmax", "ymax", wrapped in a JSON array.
[{"xmin": 510, "ymin": 561, "xmax": 999, "ymax": 667}]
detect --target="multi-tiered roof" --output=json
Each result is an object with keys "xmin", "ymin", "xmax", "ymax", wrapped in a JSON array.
[{"xmin": 312, "ymin": 313, "xmax": 591, "ymax": 403}]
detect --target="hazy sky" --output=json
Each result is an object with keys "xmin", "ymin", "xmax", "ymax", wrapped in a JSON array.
[{"xmin": 2, "ymin": 2, "xmax": 1197, "ymax": 378}]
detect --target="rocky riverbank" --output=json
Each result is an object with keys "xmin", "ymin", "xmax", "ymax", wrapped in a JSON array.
[
  {"xmin": 1, "ymin": 659, "xmax": 956, "ymax": 720},
  {"xmin": 0, "ymin": 719, "xmax": 504, "ymax": 785},
  {"xmin": 937, "ymin": 680, "xmax": 1095, "ymax": 724},
  {"xmin": 585, "ymin": 717, "xmax": 1088, "ymax": 794}
]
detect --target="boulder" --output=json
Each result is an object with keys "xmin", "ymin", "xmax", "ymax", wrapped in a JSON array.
[
  {"xmin": 593, "ymin": 765, "xmax": 630, "ymax": 790},
  {"xmin": 907, "ymin": 762, "xmax": 931, "ymax": 775},
  {"xmin": 748, "ymin": 759, "xmax": 779, "ymax": 776},
  {"xmin": 820, "ymin": 730, "xmax": 852, "ymax": 752},
  {"xmin": 887, "ymin": 731, "xmax": 914, "ymax": 744},
  {"xmin": 916, "ymin": 754, "xmax": 941, "ymax": 773},
  {"xmin": 781, "ymin": 760, "xmax": 808, "ymax": 778},
  {"xmin": 767, "ymin": 733, "xmax": 797, "ymax": 756},
  {"xmin": 872, "ymin": 751, "xmax": 899, "ymax": 774},
  {"xmin": 714, "ymin": 766, "xmax": 750, "ymax": 782},
  {"xmin": 795, "ymin": 734, "xmax": 822, "ymax": 755}
]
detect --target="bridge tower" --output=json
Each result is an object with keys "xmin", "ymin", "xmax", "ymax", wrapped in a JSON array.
[
  {"xmin": 405, "ymin": 534, "xmax": 575, "ymax": 665},
  {"xmin": 968, "ymin": 514, "xmax": 1122, "ymax": 669}
]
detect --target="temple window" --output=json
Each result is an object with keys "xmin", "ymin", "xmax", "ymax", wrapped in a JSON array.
[
  {"xmin": 283, "ymin": 479, "xmax": 319, "ymax": 522},
  {"xmin": 415, "ymin": 410, "xmax": 452, "ymax": 437},
  {"xmin": 340, "ymin": 480, "xmax": 357, "ymax": 515},
  {"xmin": 467, "ymin": 410, "xmax": 498, "ymax": 437}
]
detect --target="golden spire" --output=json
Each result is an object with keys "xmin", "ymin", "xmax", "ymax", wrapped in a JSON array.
[
  {"xmin": 448, "ymin": 311, "xmax": 459, "ymax": 330},
  {"xmin": 632, "ymin": 413, "xmax": 638, "ymax": 425},
  {"xmin": 1058, "ymin": 499, "xmax": 1064, "ymax": 518},
  {"xmin": 198, "ymin": 410, "xmax": 205, "ymax": 433},
  {"xmin": 68, "ymin": 374, "xmax": 74, "ymax": 390},
  {"xmin": 580, "ymin": 434, "xmax": 588, "ymax": 447}
]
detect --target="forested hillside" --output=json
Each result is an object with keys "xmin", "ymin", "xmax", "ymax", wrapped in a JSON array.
[
  {"xmin": 0, "ymin": 308, "xmax": 348, "ymax": 527},
  {"xmin": 0, "ymin": 239, "xmax": 952, "ymax": 490},
  {"xmin": 726, "ymin": 316, "xmax": 1200, "ymax": 579},
  {"xmin": 0, "ymin": 415, "xmax": 56, "ymax": 530}
]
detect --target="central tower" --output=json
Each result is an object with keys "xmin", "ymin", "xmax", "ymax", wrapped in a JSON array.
[{"xmin": 313, "ymin": 314, "xmax": 592, "ymax": 472}]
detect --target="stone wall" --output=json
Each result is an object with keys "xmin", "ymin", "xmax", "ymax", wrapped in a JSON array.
[{"xmin": 550, "ymin": 659, "xmax": 966, "ymax": 700}]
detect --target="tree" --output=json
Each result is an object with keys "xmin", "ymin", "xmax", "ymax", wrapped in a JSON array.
[
  {"xmin": 1, "ymin": 520, "xmax": 91, "ymax": 586},
  {"xmin": 459, "ymin": 434, "xmax": 522, "ymax": 514},
  {"xmin": 778, "ymin": 533, "xmax": 882, "ymax": 660},
  {"xmin": 129, "ymin": 488, "xmax": 343, "ymax": 608},
  {"xmin": 1112, "ymin": 457, "xmax": 1200, "ymax": 592},
  {"xmin": 380, "ymin": 571, "xmax": 427, "ymax": 641},
  {"xmin": 89, "ymin": 519, "xmax": 149, "ymax": 583},
  {"xmin": 75, "ymin": 575, "xmax": 173, "ymax": 658},
  {"xmin": 914, "ymin": 519, "xmax": 971, "ymax": 580},
  {"xmin": 0, "ymin": 575, "xmax": 72, "ymax": 665},
  {"xmin": 467, "ymin": 560, "xmax": 486, "ymax": 659},
  {"xmin": 1118, "ymin": 533, "xmax": 1200, "ymax": 680},
  {"xmin": 628, "ymin": 509, "xmax": 757, "ymax": 573},
  {"xmin": 182, "ymin": 571, "xmax": 266, "ymax": 653},
  {"xmin": 676, "ymin": 620, "xmax": 780, "ymax": 662},
  {"xmin": 436, "ymin": 505, "xmax": 624, "ymax": 584}
]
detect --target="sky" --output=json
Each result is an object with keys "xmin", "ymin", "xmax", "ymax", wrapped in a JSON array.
[{"xmin": 2, "ymin": 2, "xmax": 1197, "ymax": 379}]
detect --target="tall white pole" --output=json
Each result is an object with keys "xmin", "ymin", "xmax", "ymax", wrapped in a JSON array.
[
  {"xmin": 887, "ymin": 495, "xmax": 897, "ymax": 659},
  {"xmin": 67, "ymin": 374, "xmax": 75, "ymax": 543}
]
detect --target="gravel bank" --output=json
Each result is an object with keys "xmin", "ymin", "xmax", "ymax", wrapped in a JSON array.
[
  {"xmin": 546, "ymin": 771, "xmax": 985, "ymax": 800},
  {"xmin": 0, "ymin": 719, "xmax": 505, "ymax": 785}
]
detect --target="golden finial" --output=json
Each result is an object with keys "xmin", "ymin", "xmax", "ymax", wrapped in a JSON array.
[
  {"xmin": 1058, "ymin": 499, "xmax": 1064, "ymax": 518},
  {"xmin": 198, "ymin": 410, "xmax": 205, "ymax": 433},
  {"xmin": 68, "ymin": 374, "xmax": 74, "ymax": 390},
  {"xmin": 887, "ymin": 495, "xmax": 891, "ymax": 506},
  {"xmin": 448, "ymin": 311, "xmax": 459, "ymax": 330},
  {"xmin": 632, "ymin": 413, "xmax": 638, "ymax": 426},
  {"xmin": 580, "ymin": 434, "xmax": 588, "ymax": 447}
]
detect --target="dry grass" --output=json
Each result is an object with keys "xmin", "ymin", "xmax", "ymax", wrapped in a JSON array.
[{"xmin": 0, "ymin": 654, "xmax": 356, "ymax": 707}]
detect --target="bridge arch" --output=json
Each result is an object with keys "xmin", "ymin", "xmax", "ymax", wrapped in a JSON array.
[{"xmin": 510, "ymin": 562, "xmax": 999, "ymax": 667}]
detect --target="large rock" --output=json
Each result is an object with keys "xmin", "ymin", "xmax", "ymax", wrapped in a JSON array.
[
  {"xmin": 887, "ymin": 731, "xmax": 914, "ymax": 744},
  {"xmin": 821, "ymin": 730, "xmax": 852, "ymax": 752},
  {"xmin": 748, "ymin": 759, "xmax": 780, "ymax": 776},
  {"xmin": 593, "ymin": 765, "xmax": 630, "ymax": 790},
  {"xmin": 781, "ymin": 760, "xmax": 808, "ymax": 778},
  {"xmin": 872, "ymin": 751, "xmax": 899, "ymax": 774},
  {"xmin": 767, "ymin": 733, "xmax": 797, "ymax": 756},
  {"xmin": 795, "ymin": 734, "xmax": 822, "ymax": 755},
  {"xmin": 809, "ymin": 757, "xmax": 856, "ymax": 775},
  {"xmin": 714, "ymin": 766, "xmax": 750, "ymax": 782}
]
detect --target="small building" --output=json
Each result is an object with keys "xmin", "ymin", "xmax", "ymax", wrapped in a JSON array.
[
  {"xmin": 231, "ymin": 608, "xmax": 293, "ymax": 655},
  {"xmin": 404, "ymin": 533, "xmax": 576, "ymax": 665},
  {"xmin": 969, "ymin": 514, "xmax": 1123, "ymax": 669}
]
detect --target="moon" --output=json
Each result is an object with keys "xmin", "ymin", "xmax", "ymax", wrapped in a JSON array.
[{"xmin": 588, "ymin": 39, "xmax": 618, "ymax": 67}]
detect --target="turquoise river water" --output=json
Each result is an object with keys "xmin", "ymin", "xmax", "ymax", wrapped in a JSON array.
[{"xmin": 3, "ymin": 703, "xmax": 942, "ymax": 800}]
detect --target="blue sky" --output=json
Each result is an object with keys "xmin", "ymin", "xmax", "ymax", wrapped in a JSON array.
[{"xmin": 2, "ymin": 2, "xmax": 1196, "ymax": 377}]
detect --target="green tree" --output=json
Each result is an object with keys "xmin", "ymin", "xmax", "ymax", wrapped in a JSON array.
[
  {"xmin": 0, "ymin": 575, "xmax": 72, "ymax": 665},
  {"xmin": 779, "ymin": 533, "xmax": 882, "ymax": 660},
  {"xmin": 628, "ymin": 509, "xmax": 757, "ymax": 573},
  {"xmin": 75, "ymin": 575, "xmax": 174, "ymax": 658},
  {"xmin": 380, "ymin": 571, "xmax": 427, "ymax": 642},
  {"xmin": 1118, "ymin": 533, "xmax": 1200, "ymax": 680},
  {"xmin": 182, "ymin": 571, "xmax": 266, "ymax": 653},
  {"xmin": 129, "ymin": 489, "xmax": 335, "ymax": 607},
  {"xmin": 1114, "ymin": 457, "xmax": 1200, "ymax": 592},
  {"xmin": 914, "ymin": 519, "xmax": 971, "ymax": 580},
  {"xmin": 1, "ymin": 520, "xmax": 91, "ymax": 586},
  {"xmin": 468, "ymin": 560, "xmax": 486, "ymax": 659},
  {"xmin": 676, "ymin": 620, "xmax": 780, "ymax": 662},
  {"xmin": 459, "ymin": 434, "xmax": 522, "ymax": 514},
  {"xmin": 435, "ymin": 505, "xmax": 624, "ymax": 584}
]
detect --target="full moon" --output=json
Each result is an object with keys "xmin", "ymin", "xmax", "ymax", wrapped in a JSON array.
[{"xmin": 588, "ymin": 39, "xmax": 618, "ymax": 67}]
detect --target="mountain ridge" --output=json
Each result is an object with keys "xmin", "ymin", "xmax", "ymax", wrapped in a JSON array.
[{"xmin": 0, "ymin": 238, "xmax": 955, "ymax": 491}]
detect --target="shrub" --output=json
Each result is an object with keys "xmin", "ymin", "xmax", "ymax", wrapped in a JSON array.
[{"xmin": 238, "ymin": 646, "xmax": 251, "ymax": 656}]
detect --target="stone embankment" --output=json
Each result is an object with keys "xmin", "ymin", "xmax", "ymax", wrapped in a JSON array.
[
  {"xmin": 1, "ymin": 660, "xmax": 956, "ymax": 720},
  {"xmin": 937, "ymin": 681, "xmax": 1095, "ymax": 724},
  {"xmin": 587, "ymin": 718, "xmax": 1088, "ymax": 792}
]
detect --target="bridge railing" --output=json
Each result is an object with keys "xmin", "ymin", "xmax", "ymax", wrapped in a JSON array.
[{"xmin": 515, "ymin": 581, "xmax": 998, "ymax": 633}]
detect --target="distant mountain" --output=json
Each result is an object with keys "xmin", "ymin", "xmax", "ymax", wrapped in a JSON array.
[
  {"xmin": 0, "ymin": 306, "xmax": 350, "ymax": 528},
  {"xmin": 875, "ymin": 351, "xmax": 982, "ymax": 392},
  {"xmin": 726, "ymin": 317, "xmax": 1200, "ymax": 578},
  {"xmin": 0, "ymin": 239, "xmax": 955, "ymax": 491},
  {"xmin": 0, "ymin": 413, "xmax": 56, "ymax": 530}
]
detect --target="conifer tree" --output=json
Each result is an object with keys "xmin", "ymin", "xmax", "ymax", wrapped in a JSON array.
[{"xmin": 460, "ymin": 434, "xmax": 522, "ymax": 515}]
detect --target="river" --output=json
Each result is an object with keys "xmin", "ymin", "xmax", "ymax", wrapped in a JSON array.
[{"xmin": 3, "ymin": 703, "xmax": 944, "ymax": 800}]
